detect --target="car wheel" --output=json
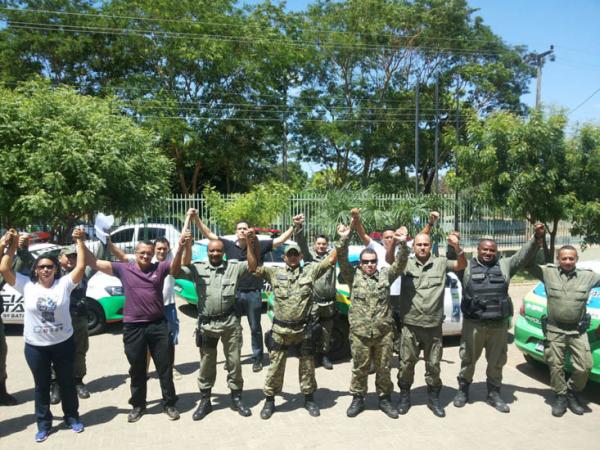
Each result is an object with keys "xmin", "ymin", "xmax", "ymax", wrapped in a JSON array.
[
  {"xmin": 86, "ymin": 299, "xmax": 106, "ymax": 336},
  {"xmin": 328, "ymin": 315, "xmax": 351, "ymax": 361}
]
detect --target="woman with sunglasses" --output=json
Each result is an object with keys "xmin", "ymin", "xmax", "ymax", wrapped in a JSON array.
[{"xmin": 0, "ymin": 228, "xmax": 86, "ymax": 443}]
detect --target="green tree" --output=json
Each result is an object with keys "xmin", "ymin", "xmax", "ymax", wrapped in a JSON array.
[
  {"xmin": 0, "ymin": 81, "xmax": 172, "ymax": 241},
  {"xmin": 451, "ymin": 110, "xmax": 599, "ymax": 260}
]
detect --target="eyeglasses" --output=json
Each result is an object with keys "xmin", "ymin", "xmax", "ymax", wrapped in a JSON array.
[
  {"xmin": 37, "ymin": 264, "xmax": 55, "ymax": 270},
  {"xmin": 360, "ymin": 259, "xmax": 377, "ymax": 265}
]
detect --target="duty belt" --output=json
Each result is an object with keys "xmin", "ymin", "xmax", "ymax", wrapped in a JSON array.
[
  {"xmin": 313, "ymin": 295, "xmax": 335, "ymax": 305},
  {"xmin": 547, "ymin": 318, "xmax": 579, "ymax": 331},
  {"xmin": 273, "ymin": 317, "xmax": 306, "ymax": 329},
  {"xmin": 199, "ymin": 308, "xmax": 234, "ymax": 324}
]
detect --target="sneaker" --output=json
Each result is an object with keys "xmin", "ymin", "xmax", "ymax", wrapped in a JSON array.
[
  {"xmin": 163, "ymin": 405, "xmax": 180, "ymax": 421},
  {"xmin": 35, "ymin": 430, "xmax": 50, "ymax": 443},
  {"xmin": 64, "ymin": 418, "xmax": 84, "ymax": 433},
  {"xmin": 127, "ymin": 406, "xmax": 145, "ymax": 423},
  {"xmin": 252, "ymin": 360, "xmax": 263, "ymax": 373},
  {"xmin": 173, "ymin": 368, "xmax": 182, "ymax": 380}
]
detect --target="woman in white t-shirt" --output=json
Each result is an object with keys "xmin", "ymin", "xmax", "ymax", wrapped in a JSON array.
[{"xmin": 0, "ymin": 229, "xmax": 86, "ymax": 443}]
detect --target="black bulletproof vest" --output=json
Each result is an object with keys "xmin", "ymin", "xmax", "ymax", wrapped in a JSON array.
[{"xmin": 462, "ymin": 259, "xmax": 512, "ymax": 320}]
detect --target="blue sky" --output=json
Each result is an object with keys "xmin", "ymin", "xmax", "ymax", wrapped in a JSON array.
[{"xmin": 243, "ymin": 0, "xmax": 600, "ymax": 129}]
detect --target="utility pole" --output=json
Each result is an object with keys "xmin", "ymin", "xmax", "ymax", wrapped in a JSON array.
[
  {"xmin": 434, "ymin": 77, "xmax": 440, "ymax": 194},
  {"xmin": 454, "ymin": 76, "xmax": 460, "ymax": 232},
  {"xmin": 528, "ymin": 45, "xmax": 555, "ymax": 109},
  {"xmin": 415, "ymin": 80, "xmax": 420, "ymax": 194}
]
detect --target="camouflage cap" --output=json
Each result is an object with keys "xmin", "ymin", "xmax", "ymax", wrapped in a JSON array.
[
  {"xmin": 284, "ymin": 243, "xmax": 301, "ymax": 255},
  {"xmin": 60, "ymin": 245, "xmax": 77, "ymax": 256}
]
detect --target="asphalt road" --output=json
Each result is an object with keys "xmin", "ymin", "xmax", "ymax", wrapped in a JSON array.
[{"xmin": 1, "ymin": 282, "xmax": 599, "ymax": 450}]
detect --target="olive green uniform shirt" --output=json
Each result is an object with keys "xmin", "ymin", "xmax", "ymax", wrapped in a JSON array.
[
  {"xmin": 294, "ymin": 226, "xmax": 336, "ymax": 299},
  {"xmin": 399, "ymin": 255, "xmax": 455, "ymax": 328},
  {"xmin": 528, "ymin": 263, "xmax": 600, "ymax": 334},
  {"xmin": 179, "ymin": 260, "xmax": 249, "ymax": 332},
  {"xmin": 336, "ymin": 238, "xmax": 409, "ymax": 339},
  {"xmin": 254, "ymin": 258, "xmax": 333, "ymax": 335}
]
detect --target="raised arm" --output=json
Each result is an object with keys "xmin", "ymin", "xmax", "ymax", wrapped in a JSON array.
[
  {"xmin": 86, "ymin": 244, "xmax": 114, "ymax": 276},
  {"xmin": 0, "ymin": 230, "xmax": 18, "ymax": 286},
  {"xmin": 15, "ymin": 234, "xmax": 34, "ymax": 274},
  {"xmin": 292, "ymin": 215, "xmax": 313, "ymax": 262},
  {"xmin": 106, "ymin": 236, "xmax": 130, "ymax": 262},
  {"xmin": 507, "ymin": 223, "xmax": 546, "ymax": 277},
  {"xmin": 245, "ymin": 228, "xmax": 259, "ymax": 272},
  {"xmin": 447, "ymin": 231, "xmax": 467, "ymax": 272},
  {"xmin": 273, "ymin": 214, "xmax": 303, "ymax": 248},
  {"xmin": 350, "ymin": 208, "xmax": 371, "ymax": 246},
  {"xmin": 187, "ymin": 208, "xmax": 218, "ymax": 240},
  {"xmin": 388, "ymin": 231, "xmax": 409, "ymax": 282},
  {"xmin": 335, "ymin": 224, "xmax": 355, "ymax": 285},
  {"xmin": 170, "ymin": 231, "xmax": 190, "ymax": 277},
  {"xmin": 419, "ymin": 211, "xmax": 440, "ymax": 235},
  {"xmin": 69, "ymin": 229, "xmax": 87, "ymax": 285}
]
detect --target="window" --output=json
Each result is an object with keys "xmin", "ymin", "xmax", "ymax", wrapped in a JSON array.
[
  {"xmin": 138, "ymin": 227, "xmax": 166, "ymax": 242},
  {"xmin": 111, "ymin": 228, "xmax": 134, "ymax": 244}
]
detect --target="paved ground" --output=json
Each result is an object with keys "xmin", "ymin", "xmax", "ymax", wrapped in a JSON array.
[{"xmin": 2, "ymin": 282, "xmax": 600, "ymax": 449}]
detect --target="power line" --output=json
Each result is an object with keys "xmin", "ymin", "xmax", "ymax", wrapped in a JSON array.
[{"xmin": 568, "ymin": 87, "xmax": 600, "ymax": 115}]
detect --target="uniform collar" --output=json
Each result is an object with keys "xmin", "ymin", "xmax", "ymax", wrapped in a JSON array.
[
  {"xmin": 415, "ymin": 255, "xmax": 434, "ymax": 268},
  {"xmin": 559, "ymin": 267, "xmax": 577, "ymax": 278},
  {"xmin": 207, "ymin": 260, "xmax": 226, "ymax": 271}
]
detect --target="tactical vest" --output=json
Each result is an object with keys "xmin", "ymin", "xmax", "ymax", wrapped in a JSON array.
[{"xmin": 462, "ymin": 260, "xmax": 512, "ymax": 320}]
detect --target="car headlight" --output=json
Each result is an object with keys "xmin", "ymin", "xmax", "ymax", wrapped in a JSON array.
[
  {"xmin": 105, "ymin": 286, "xmax": 124, "ymax": 296},
  {"xmin": 174, "ymin": 285, "xmax": 182, "ymax": 293}
]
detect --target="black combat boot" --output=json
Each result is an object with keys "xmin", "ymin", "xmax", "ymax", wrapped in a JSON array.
[
  {"xmin": 486, "ymin": 382, "xmax": 510, "ymax": 413},
  {"xmin": 304, "ymin": 393, "xmax": 320, "ymax": 417},
  {"xmin": 74, "ymin": 378, "xmax": 90, "ymax": 399},
  {"xmin": 427, "ymin": 386, "xmax": 445, "ymax": 418},
  {"xmin": 231, "ymin": 390, "xmax": 252, "ymax": 417},
  {"xmin": 192, "ymin": 389, "xmax": 213, "ymax": 421},
  {"xmin": 321, "ymin": 355, "xmax": 333, "ymax": 370},
  {"xmin": 50, "ymin": 381, "xmax": 61, "ymax": 405},
  {"xmin": 346, "ymin": 395, "xmax": 365, "ymax": 417},
  {"xmin": 453, "ymin": 378, "xmax": 469, "ymax": 408},
  {"xmin": 566, "ymin": 390, "xmax": 584, "ymax": 415},
  {"xmin": 260, "ymin": 396, "xmax": 276, "ymax": 420},
  {"xmin": 379, "ymin": 395, "xmax": 399, "ymax": 419},
  {"xmin": 397, "ymin": 386, "xmax": 411, "ymax": 415},
  {"xmin": 0, "ymin": 380, "xmax": 17, "ymax": 406},
  {"xmin": 551, "ymin": 394, "xmax": 567, "ymax": 417}
]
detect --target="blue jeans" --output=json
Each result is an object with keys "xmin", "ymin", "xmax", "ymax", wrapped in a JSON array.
[
  {"xmin": 236, "ymin": 289, "xmax": 263, "ymax": 361},
  {"xmin": 24, "ymin": 336, "xmax": 79, "ymax": 432}
]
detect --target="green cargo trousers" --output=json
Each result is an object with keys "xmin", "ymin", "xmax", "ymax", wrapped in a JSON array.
[
  {"xmin": 197, "ymin": 321, "xmax": 243, "ymax": 392},
  {"xmin": 458, "ymin": 318, "xmax": 509, "ymax": 387},
  {"xmin": 397, "ymin": 324, "xmax": 443, "ymax": 388},
  {"xmin": 545, "ymin": 329, "xmax": 592, "ymax": 395},
  {"xmin": 349, "ymin": 330, "xmax": 394, "ymax": 396},
  {"xmin": 311, "ymin": 301, "xmax": 336, "ymax": 354},
  {"xmin": 263, "ymin": 331, "xmax": 316, "ymax": 397}
]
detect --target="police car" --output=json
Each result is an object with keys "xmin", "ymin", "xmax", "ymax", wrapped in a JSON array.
[{"xmin": 514, "ymin": 260, "xmax": 600, "ymax": 382}]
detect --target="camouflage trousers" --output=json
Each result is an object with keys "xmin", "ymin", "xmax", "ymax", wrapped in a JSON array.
[
  {"xmin": 0, "ymin": 318, "xmax": 7, "ymax": 381},
  {"xmin": 349, "ymin": 330, "xmax": 394, "ymax": 397},
  {"xmin": 51, "ymin": 314, "xmax": 89, "ymax": 381},
  {"xmin": 545, "ymin": 329, "xmax": 593, "ymax": 395},
  {"xmin": 458, "ymin": 318, "xmax": 509, "ymax": 387},
  {"xmin": 397, "ymin": 324, "xmax": 443, "ymax": 389},
  {"xmin": 311, "ymin": 301, "xmax": 336, "ymax": 354},
  {"xmin": 263, "ymin": 331, "xmax": 316, "ymax": 397},
  {"xmin": 198, "ymin": 321, "xmax": 243, "ymax": 392}
]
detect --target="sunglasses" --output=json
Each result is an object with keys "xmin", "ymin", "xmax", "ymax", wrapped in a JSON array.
[
  {"xmin": 360, "ymin": 259, "xmax": 377, "ymax": 265},
  {"xmin": 37, "ymin": 264, "xmax": 55, "ymax": 270}
]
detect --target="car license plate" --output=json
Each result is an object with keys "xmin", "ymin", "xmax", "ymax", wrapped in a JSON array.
[{"xmin": 535, "ymin": 341, "xmax": 545, "ymax": 352}]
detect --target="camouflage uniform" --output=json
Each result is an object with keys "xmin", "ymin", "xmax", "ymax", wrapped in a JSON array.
[
  {"xmin": 294, "ymin": 227, "xmax": 337, "ymax": 355},
  {"xmin": 178, "ymin": 260, "xmax": 250, "ymax": 392},
  {"xmin": 528, "ymin": 263, "xmax": 600, "ymax": 395},
  {"xmin": 255, "ymin": 257, "xmax": 334, "ymax": 397},
  {"xmin": 397, "ymin": 255, "xmax": 455, "ymax": 389},
  {"xmin": 336, "ymin": 237, "xmax": 408, "ymax": 396}
]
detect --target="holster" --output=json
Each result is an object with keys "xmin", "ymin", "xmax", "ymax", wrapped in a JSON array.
[
  {"xmin": 300, "ymin": 320, "xmax": 322, "ymax": 356},
  {"xmin": 541, "ymin": 315, "xmax": 548, "ymax": 337},
  {"xmin": 577, "ymin": 313, "xmax": 591, "ymax": 335},
  {"xmin": 195, "ymin": 328, "xmax": 219, "ymax": 349}
]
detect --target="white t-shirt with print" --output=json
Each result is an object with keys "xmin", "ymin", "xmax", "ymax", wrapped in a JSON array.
[{"xmin": 13, "ymin": 272, "xmax": 76, "ymax": 346}]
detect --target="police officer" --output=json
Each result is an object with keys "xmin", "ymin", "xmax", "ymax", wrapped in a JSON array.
[
  {"xmin": 453, "ymin": 224, "xmax": 544, "ymax": 412},
  {"xmin": 528, "ymin": 245, "xmax": 600, "ymax": 417},
  {"xmin": 256, "ymin": 242, "xmax": 337, "ymax": 419},
  {"xmin": 396, "ymin": 231, "xmax": 467, "ymax": 417},
  {"xmin": 336, "ymin": 224, "xmax": 409, "ymax": 418},
  {"xmin": 171, "ymin": 224, "xmax": 258, "ymax": 420},
  {"xmin": 294, "ymin": 215, "xmax": 337, "ymax": 370},
  {"xmin": 0, "ymin": 232, "xmax": 33, "ymax": 405}
]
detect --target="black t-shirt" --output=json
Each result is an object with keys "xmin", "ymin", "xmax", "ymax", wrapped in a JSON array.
[{"xmin": 221, "ymin": 238, "xmax": 273, "ymax": 290}]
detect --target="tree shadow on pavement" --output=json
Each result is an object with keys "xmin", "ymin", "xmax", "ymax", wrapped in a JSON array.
[{"xmin": 0, "ymin": 413, "xmax": 31, "ymax": 437}]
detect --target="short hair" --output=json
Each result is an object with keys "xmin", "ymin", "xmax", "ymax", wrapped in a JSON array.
[
  {"xmin": 136, "ymin": 240, "xmax": 155, "ymax": 250},
  {"xmin": 207, "ymin": 238, "xmax": 225, "ymax": 249},
  {"xmin": 359, "ymin": 248, "xmax": 378, "ymax": 261},
  {"xmin": 557, "ymin": 245, "xmax": 577, "ymax": 257},
  {"xmin": 235, "ymin": 220, "xmax": 250, "ymax": 229},
  {"xmin": 382, "ymin": 226, "xmax": 395, "ymax": 233},
  {"xmin": 315, "ymin": 235, "xmax": 329, "ymax": 243},
  {"xmin": 155, "ymin": 237, "xmax": 170, "ymax": 247},
  {"xmin": 478, "ymin": 238, "xmax": 497, "ymax": 247}
]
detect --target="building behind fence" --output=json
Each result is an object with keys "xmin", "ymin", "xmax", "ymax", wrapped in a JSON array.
[{"xmin": 119, "ymin": 193, "xmax": 580, "ymax": 251}]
